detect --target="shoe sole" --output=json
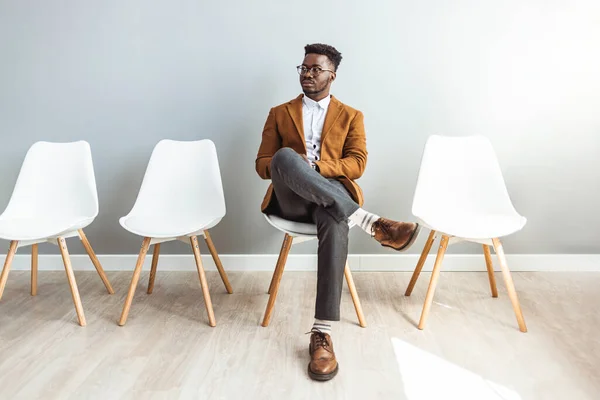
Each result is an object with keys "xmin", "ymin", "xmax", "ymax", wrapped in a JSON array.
[
  {"xmin": 307, "ymin": 363, "xmax": 339, "ymax": 382},
  {"xmin": 381, "ymin": 223, "xmax": 421, "ymax": 252}
]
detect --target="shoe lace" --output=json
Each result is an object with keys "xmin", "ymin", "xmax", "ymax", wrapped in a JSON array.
[
  {"xmin": 306, "ymin": 328, "xmax": 331, "ymax": 352},
  {"xmin": 371, "ymin": 219, "xmax": 392, "ymax": 237}
]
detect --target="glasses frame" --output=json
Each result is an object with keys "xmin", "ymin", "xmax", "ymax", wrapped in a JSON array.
[{"xmin": 296, "ymin": 65, "xmax": 336, "ymax": 76}]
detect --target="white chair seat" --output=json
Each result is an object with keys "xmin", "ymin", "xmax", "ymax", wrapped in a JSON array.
[
  {"xmin": 417, "ymin": 212, "xmax": 527, "ymax": 240},
  {"xmin": 119, "ymin": 215, "xmax": 222, "ymax": 238},
  {"xmin": 412, "ymin": 135, "xmax": 527, "ymax": 241},
  {"xmin": 0, "ymin": 216, "xmax": 94, "ymax": 241},
  {"xmin": 119, "ymin": 139, "xmax": 226, "ymax": 240},
  {"xmin": 264, "ymin": 214, "xmax": 317, "ymax": 236},
  {"xmin": 0, "ymin": 140, "xmax": 99, "ymax": 244}
]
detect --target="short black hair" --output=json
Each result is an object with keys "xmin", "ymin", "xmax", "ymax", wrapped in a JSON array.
[{"xmin": 304, "ymin": 43, "xmax": 342, "ymax": 71}]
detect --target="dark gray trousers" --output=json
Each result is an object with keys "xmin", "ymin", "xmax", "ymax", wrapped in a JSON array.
[{"xmin": 268, "ymin": 147, "xmax": 360, "ymax": 321}]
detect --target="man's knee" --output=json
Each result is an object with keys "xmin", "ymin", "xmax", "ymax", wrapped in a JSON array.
[{"xmin": 271, "ymin": 147, "xmax": 298, "ymax": 169}]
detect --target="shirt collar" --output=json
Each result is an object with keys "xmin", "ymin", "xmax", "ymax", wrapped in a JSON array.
[{"xmin": 302, "ymin": 94, "xmax": 331, "ymax": 110}]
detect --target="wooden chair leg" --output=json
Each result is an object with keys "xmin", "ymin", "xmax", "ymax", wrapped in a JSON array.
[
  {"xmin": 190, "ymin": 236, "xmax": 216, "ymax": 327},
  {"xmin": 262, "ymin": 234, "xmax": 293, "ymax": 327},
  {"xmin": 492, "ymin": 238, "xmax": 527, "ymax": 333},
  {"xmin": 119, "ymin": 237, "xmax": 151, "ymax": 326},
  {"xmin": 418, "ymin": 235, "xmax": 450, "ymax": 330},
  {"xmin": 203, "ymin": 230, "xmax": 233, "ymax": 294},
  {"xmin": 31, "ymin": 244, "xmax": 38, "ymax": 296},
  {"xmin": 57, "ymin": 238, "xmax": 86, "ymax": 327},
  {"xmin": 483, "ymin": 244, "xmax": 498, "ymax": 298},
  {"xmin": 0, "ymin": 241, "xmax": 18, "ymax": 300},
  {"xmin": 147, "ymin": 243, "xmax": 160, "ymax": 294},
  {"xmin": 268, "ymin": 234, "xmax": 293, "ymax": 295},
  {"xmin": 344, "ymin": 261, "xmax": 366, "ymax": 328},
  {"xmin": 405, "ymin": 230, "xmax": 436, "ymax": 296},
  {"xmin": 78, "ymin": 229, "xmax": 114, "ymax": 294}
]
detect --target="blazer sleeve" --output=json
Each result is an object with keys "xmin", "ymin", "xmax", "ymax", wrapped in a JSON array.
[
  {"xmin": 315, "ymin": 111, "xmax": 367, "ymax": 180},
  {"xmin": 255, "ymin": 108, "xmax": 281, "ymax": 180}
]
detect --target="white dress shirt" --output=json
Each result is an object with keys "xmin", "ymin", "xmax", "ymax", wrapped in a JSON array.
[{"xmin": 302, "ymin": 94, "xmax": 331, "ymax": 167}]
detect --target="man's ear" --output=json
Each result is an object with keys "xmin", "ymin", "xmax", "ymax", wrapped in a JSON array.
[{"xmin": 330, "ymin": 72, "xmax": 336, "ymax": 83}]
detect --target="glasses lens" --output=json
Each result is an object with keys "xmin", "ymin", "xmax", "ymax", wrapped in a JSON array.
[{"xmin": 298, "ymin": 66, "xmax": 320, "ymax": 75}]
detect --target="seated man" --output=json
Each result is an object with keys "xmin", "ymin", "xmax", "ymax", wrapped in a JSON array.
[{"xmin": 255, "ymin": 43, "xmax": 420, "ymax": 382}]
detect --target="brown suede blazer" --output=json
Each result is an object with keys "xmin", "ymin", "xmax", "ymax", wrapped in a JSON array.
[{"xmin": 256, "ymin": 94, "xmax": 367, "ymax": 212}]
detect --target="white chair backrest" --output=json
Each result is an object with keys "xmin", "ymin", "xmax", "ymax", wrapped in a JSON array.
[
  {"xmin": 1, "ymin": 141, "xmax": 98, "ymax": 220},
  {"xmin": 127, "ymin": 139, "xmax": 226, "ymax": 219},
  {"xmin": 412, "ymin": 135, "xmax": 518, "ymax": 219}
]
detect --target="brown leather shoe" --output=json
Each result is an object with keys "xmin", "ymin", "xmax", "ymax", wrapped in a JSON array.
[
  {"xmin": 308, "ymin": 329, "xmax": 339, "ymax": 381},
  {"xmin": 371, "ymin": 218, "xmax": 420, "ymax": 251}
]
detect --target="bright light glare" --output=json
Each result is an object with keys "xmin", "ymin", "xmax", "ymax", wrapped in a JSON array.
[{"xmin": 392, "ymin": 338, "xmax": 522, "ymax": 400}]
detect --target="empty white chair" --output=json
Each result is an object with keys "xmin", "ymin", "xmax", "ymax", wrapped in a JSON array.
[
  {"xmin": 118, "ymin": 139, "xmax": 232, "ymax": 327},
  {"xmin": 405, "ymin": 135, "xmax": 527, "ymax": 332},
  {"xmin": 0, "ymin": 141, "xmax": 114, "ymax": 327},
  {"xmin": 261, "ymin": 214, "xmax": 366, "ymax": 328}
]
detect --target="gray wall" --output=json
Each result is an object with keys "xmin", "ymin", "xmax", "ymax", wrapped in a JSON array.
[{"xmin": 1, "ymin": 0, "xmax": 599, "ymax": 256}]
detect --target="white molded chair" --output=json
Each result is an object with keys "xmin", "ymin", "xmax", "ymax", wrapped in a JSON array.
[
  {"xmin": 0, "ymin": 141, "xmax": 114, "ymax": 327},
  {"xmin": 405, "ymin": 135, "xmax": 527, "ymax": 332},
  {"xmin": 261, "ymin": 214, "xmax": 366, "ymax": 328},
  {"xmin": 118, "ymin": 139, "xmax": 232, "ymax": 327}
]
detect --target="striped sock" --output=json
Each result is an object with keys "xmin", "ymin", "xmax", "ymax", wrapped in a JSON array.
[
  {"xmin": 312, "ymin": 319, "xmax": 332, "ymax": 335},
  {"xmin": 348, "ymin": 208, "xmax": 380, "ymax": 234}
]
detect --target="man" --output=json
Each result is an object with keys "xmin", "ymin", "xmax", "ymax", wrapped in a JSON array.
[{"xmin": 255, "ymin": 43, "xmax": 420, "ymax": 381}]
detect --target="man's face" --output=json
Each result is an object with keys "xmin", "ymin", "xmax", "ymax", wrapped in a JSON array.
[{"xmin": 299, "ymin": 54, "xmax": 336, "ymax": 96}]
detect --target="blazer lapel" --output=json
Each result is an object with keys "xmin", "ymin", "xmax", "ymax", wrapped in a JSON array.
[
  {"xmin": 321, "ymin": 95, "xmax": 343, "ymax": 144},
  {"xmin": 286, "ymin": 94, "xmax": 306, "ymax": 152}
]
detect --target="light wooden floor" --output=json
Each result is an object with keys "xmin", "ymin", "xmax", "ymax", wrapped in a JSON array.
[{"xmin": 0, "ymin": 271, "xmax": 599, "ymax": 400}]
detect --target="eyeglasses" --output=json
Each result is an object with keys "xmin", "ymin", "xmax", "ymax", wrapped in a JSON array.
[{"xmin": 296, "ymin": 65, "xmax": 335, "ymax": 76}]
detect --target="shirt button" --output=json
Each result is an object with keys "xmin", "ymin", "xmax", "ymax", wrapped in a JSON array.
[
  {"xmin": 313, "ymin": 145, "xmax": 316, "ymax": 149},
  {"xmin": 315, "ymin": 156, "xmax": 319, "ymax": 160}
]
